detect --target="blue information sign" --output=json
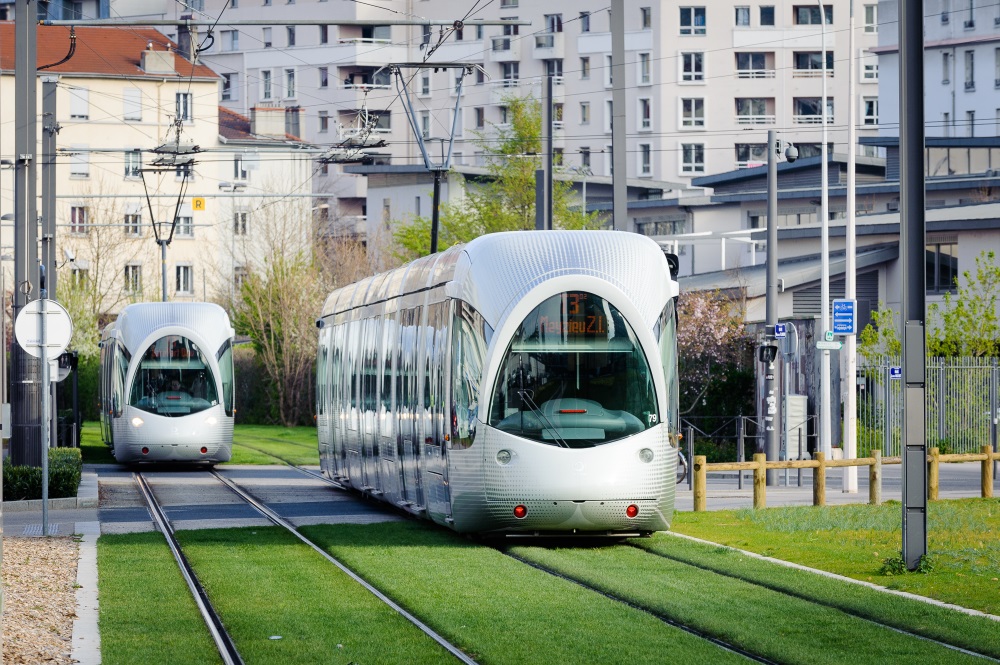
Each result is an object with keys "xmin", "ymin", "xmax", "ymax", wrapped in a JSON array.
[
  {"xmin": 832, "ymin": 299, "xmax": 857, "ymax": 335},
  {"xmin": 889, "ymin": 366, "xmax": 902, "ymax": 380},
  {"xmin": 774, "ymin": 323, "xmax": 787, "ymax": 339}
]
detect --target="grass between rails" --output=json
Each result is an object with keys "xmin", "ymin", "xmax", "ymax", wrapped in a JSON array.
[
  {"xmin": 97, "ymin": 532, "xmax": 219, "ymax": 665},
  {"xmin": 510, "ymin": 542, "xmax": 994, "ymax": 664},
  {"xmin": 670, "ymin": 500, "xmax": 1000, "ymax": 616},
  {"xmin": 301, "ymin": 521, "xmax": 745, "ymax": 665},
  {"xmin": 174, "ymin": 527, "xmax": 453, "ymax": 664}
]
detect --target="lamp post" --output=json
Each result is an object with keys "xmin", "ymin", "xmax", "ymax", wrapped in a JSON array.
[{"xmin": 818, "ymin": 0, "xmax": 832, "ymax": 458}]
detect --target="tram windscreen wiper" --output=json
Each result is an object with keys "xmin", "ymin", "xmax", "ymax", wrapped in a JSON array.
[{"xmin": 517, "ymin": 357, "xmax": 569, "ymax": 449}]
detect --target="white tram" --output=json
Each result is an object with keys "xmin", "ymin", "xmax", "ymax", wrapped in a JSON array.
[
  {"xmin": 316, "ymin": 231, "xmax": 680, "ymax": 535},
  {"xmin": 99, "ymin": 302, "xmax": 236, "ymax": 464}
]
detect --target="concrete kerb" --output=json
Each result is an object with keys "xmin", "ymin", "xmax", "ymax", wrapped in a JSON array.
[{"xmin": 72, "ymin": 521, "xmax": 102, "ymax": 665}]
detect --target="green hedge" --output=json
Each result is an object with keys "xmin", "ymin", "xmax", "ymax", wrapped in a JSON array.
[{"xmin": 3, "ymin": 448, "xmax": 83, "ymax": 501}]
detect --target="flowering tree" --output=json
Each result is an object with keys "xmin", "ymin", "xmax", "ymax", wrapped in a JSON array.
[{"xmin": 676, "ymin": 290, "xmax": 755, "ymax": 414}]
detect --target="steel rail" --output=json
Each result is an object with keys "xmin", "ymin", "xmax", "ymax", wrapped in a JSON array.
[
  {"xmin": 134, "ymin": 472, "xmax": 245, "ymax": 665},
  {"xmin": 210, "ymin": 470, "xmax": 477, "ymax": 665},
  {"xmin": 500, "ymin": 549, "xmax": 777, "ymax": 665}
]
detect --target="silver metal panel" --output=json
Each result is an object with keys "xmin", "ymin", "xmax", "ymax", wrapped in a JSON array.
[
  {"xmin": 110, "ymin": 302, "xmax": 234, "ymax": 357},
  {"xmin": 112, "ymin": 404, "xmax": 233, "ymax": 464}
]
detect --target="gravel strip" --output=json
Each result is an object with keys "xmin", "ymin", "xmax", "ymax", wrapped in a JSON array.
[{"xmin": 3, "ymin": 536, "xmax": 79, "ymax": 664}]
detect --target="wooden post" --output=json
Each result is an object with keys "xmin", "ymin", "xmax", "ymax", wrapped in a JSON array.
[
  {"xmin": 813, "ymin": 451, "xmax": 826, "ymax": 506},
  {"xmin": 928, "ymin": 446, "xmax": 940, "ymax": 500},
  {"xmin": 983, "ymin": 446, "xmax": 994, "ymax": 499},
  {"xmin": 869, "ymin": 449, "xmax": 882, "ymax": 506},
  {"xmin": 753, "ymin": 453, "xmax": 767, "ymax": 509},
  {"xmin": 693, "ymin": 455, "xmax": 707, "ymax": 511}
]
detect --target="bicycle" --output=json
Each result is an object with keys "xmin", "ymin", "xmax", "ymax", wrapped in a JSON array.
[{"xmin": 676, "ymin": 449, "xmax": 688, "ymax": 485}]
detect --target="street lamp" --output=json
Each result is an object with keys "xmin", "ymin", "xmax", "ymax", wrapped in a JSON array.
[
  {"xmin": 818, "ymin": 0, "xmax": 832, "ymax": 459},
  {"xmin": 765, "ymin": 130, "xmax": 798, "ymax": 485}
]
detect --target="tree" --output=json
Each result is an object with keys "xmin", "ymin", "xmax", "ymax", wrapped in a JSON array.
[
  {"xmin": 676, "ymin": 290, "xmax": 754, "ymax": 415},
  {"xmin": 394, "ymin": 94, "xmax": 601, "ymax": 257},
  {"xmin": 857, "ymin": 303, "xmax": 901, "ymax": 360},
  {"xmin": 927, "ymin": 250, "xmax": 1000, "ymax": 357}
]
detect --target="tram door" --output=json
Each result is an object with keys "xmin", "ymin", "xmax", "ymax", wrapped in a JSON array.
[
  {"xmin": 420, "ymin": 301, "xmax": 452, "ymax": 521},
  {"xmin": 377, "ymin": 312, "xmax": 401, "ymax": 504},
  {"xmin": 397, "ymin": 308, "xmax": 423, "ymax": 507},
  {"xmin": 361, "ymin": 318, "xmax": 381, "ymax": 490},
  {"xmin": 330, "ymin": 324, "xmax": 347, "ymax": 480}
]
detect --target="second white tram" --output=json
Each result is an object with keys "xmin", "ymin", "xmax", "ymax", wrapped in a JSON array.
[
  {"xmin": 316, "ymin": 231, "xmax": 680, "ymax": 536},
  {"xmin": 99, "ymin": 302, "xmax": 236, "ymax": 464}
]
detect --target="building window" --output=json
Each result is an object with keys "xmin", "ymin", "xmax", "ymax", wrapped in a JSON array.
[
  {"xmin": 262, "ymin": 70, "xmax": 272, "ymax": 99},
  {"xmin": 995, "ymin": 48, "xmax": 1000, "ymax": 87},
  {"xmin": 580, "ymin": 11, "xmax": 590, "ymax": 32},
  {"xmin": 736, "ymin": 97, "xmax": 773, "ymax": 124},
  {"xmin": 794, "ymin": 5, "xmax": 832, "ymax": 24},
  {"xmin": 864, "ymin": 4, "xmax": 877, "ymax": 32},
  {"xmin": 736, "ymin": 52, "xmax": 770, "ymax": 77},
  {"xmin": 735, "ymin": 143, "xmax": 768, "ymax": 167},
  {"xmin": 222, "ymin": 29, "xmax": 239, "ymax": 50},
  {"xmin": 604, "ymin": 99, "xmax": 613, "ymax": 133},
  {"xmin": 319, "ymin": 67, "xmax": 328, "ymax": 88},
  {"xmin": 234, "ymin": 156, "xmax": 248, "ymax": 181},
  {"xmin": 580, "ymin": 56, "xmax": 590, "ymax": 79},
  {"xmin": 793, "ymin": 97, "xmax": 834, "ymax": 123},
  {"xmin": 966, "ymin": 0, "xmax": 975, "ymax": 27},
  {"xmin": 794, "ymin": 51, "xmax": 834, "ymax": 73},
  {"xmin": 123, "ymin": 89, "xmax": 142, "ymax": 121},
  {"xmin": 605, "ymin": 54, "xmax": 613, "ymax": 87},
  {"xmin": 420, "ymin": 110, "xmax": 430, "ymax": 139},
  {"xmin": 124, "ymin": 264, "xmax": 142, "ymax": 294},
  {"xmin": 175, "ymin": 162, "xmax": 194, "ymax": 181},
  {"xmin": 735, "ymin": 6, "xmax": 750, "ymax": 26},
  {"xmin": 286, "ymin": 26, "xmax": 295, "ymax": 46},
  {"xmin": 175, "ymin": 216, "xmax": 193, "ymax": 238},
  {"xmin": 319, "ymin": 25, "xmax": 328, "ymax": 44},
  {"xmin": 681, "ymin": 98, "xmax": 704, "ymax": 127},
  {"xmin": 233, "ymin": 266, "xmax": 248, "ymax": 291},
  {"xmin": 70, "ymin": 145, "xmax": 90, "ymax": 177},
  {"xmin": 69, "ymin": 87, "xmax": 89, "ymax": 119},
  {"xmin": 319, "ymin": 110, "xmax": 329, "ymax": 133},
  {"xmin": 926, "ymin": 242, "xmax": 957, "ymax": 293},
  {"xmin": 638, "ymin": 98, "xmax": 651, "ymax": 129},
  {"xmin": 175, "ymin": 93, "xmax": 193, "ymax": 122},
  {"xmin": 863, "ymin": 97, "xmax": 878, "ymax": 125},
  {"xmin": 943, "ymin": 0, "xmax": 951, "ymax": 23},
  {"xmin": 125, "ymin": 212, "xmax": 142, "ymax": 236},
  {"xmin": 221, "ymin": 73, "xmax": 237, "ymax": 101},
  {"xmin": 124, "ymin": 150, "xmax": 141, "ymax": 178},
  {"xmin": 640, "ymin": 6, "xmax": 652, "ymax": 29},
  {"xmin": 285, "ymin": 69, "xmax": 296, "ymax": 98},
  {"xmin": 420, "ymin": 71, "xmax": 431, "ymax": 96},
  {"xmin": 681, "ymin": 143, "xmax": 705, "ymax": 173},
  {"xmin": 70, "ymin": 206, "xmax": 88, "ymax": 234},
  {"xmin": 580, "ymin": 101, "xmax": 590, "ymax": 124},
  {"xmin": 760, "ymin": 5, "xmax": 775, "ymax": 25},
  {"xmin": 234, "ymin": 211, "xmax": 249, "ymax": 235},
  {"xmin": 262, "ymin": 27, "xmax": 272, "ymax": 47},
  {"xmin": 967, "ymin": 110, "xmax": 976, "ymax": 136},
  {"xmin": 943, "ymin": 51, "xmax": 952, "ymax": 84},
  {"xmin": 581, "ymin": 147, "xmax": 591, "ymax": 168},
  {"xmin": 501, "ymin": 62, "xmax": 519, "ymax": 84},
  {"xmin": 681, "ymin": 52, "xmax": 704, "ymax": 81},
  {"xmin": 175, "ymin": 265, "xmax": 193, "ymax": 294},
  {"xmin": 638, "ymin": 143, "xmax": 652, "ymax": 175},
  {"xmin": 966, "ymin": 50, "xmax": 976, "ymax": 90},
  {"xmin": 638, "ymin": 52, "xmax": 651, "ymax": 84},
  {"xmin": 679, "ymin": 7, "xmax": 705, "ymax": 34},
  {"xmin": 475, "ymin": 107, "xmax": 485, "ymax": 128},
  {"xmin": 862, "ymin": 55, "xmax": 879, "ymax": 81}
]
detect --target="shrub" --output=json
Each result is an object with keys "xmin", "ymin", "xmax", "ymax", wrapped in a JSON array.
[{"xmin": 3, "ymin": 448, "xmax": 83, "ymax": 501}]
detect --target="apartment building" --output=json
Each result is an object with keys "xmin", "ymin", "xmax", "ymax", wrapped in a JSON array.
[
  {"xmin": 875, "ymin": 0, "xmax": 1000, "ymax": 140},
  {"xmin": 0, "ymin": 24, "xmax": 314, "ymax": 313}
]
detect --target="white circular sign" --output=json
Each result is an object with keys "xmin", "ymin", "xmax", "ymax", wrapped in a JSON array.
[{"xmin": 14, "ymin": 299, "xmax": 74, "ymax": 360}]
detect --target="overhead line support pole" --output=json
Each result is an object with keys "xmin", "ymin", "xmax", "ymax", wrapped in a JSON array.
[{"xmin": 610, "ymin": 0, "xmax": 627, "ymax": 231}]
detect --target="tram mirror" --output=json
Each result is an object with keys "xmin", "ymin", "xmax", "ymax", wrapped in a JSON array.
[{"xmin": 757, "ymin": 345, "xmax": 778, "ymax": 364}]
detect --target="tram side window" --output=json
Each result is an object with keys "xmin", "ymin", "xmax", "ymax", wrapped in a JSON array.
[
  {"xmin": 428, "ymin": 301, "xmax": 451, "ymax": 447},
  {"xmin": 216, "ymin": 340, "xmax": 235, "ymax": 417},
  {"xmin": 347, "ymin": 319, "xmax": 360, "ymax": 430},
  {"xmin": 656, "ymin": 298, "xmax": 680, "ymax": 438},
  {"xmin": 113, "ymin": 343, "xmax": 129, "ymax": 417},
  {"xmin": 316, "ymin": 331, "xmax": 328, "ymax": 416},
  {"xmin": 451, "ymin": 302, "xmax": 489, "ymax": 449}
]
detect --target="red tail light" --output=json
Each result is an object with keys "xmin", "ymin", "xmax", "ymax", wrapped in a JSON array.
[
  {"xmin": 513, "ymin": 504, "xmax": 528, "ymax": 519},
  {"xmin": 141, "ymin": 447, "xmax": 149, "ymax": 455},
  {"xmin": 626, "ymin": 504, "xmax": 639, "ymax": 519},
  {"xmin": 200, "ymin": 447, "xmax": 208, "ymax": 454}
]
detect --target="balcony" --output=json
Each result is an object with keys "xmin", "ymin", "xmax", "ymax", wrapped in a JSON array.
[
  {"xmin": 490, "ymin": 36, "xmax": 522, "ymax": 62},
  {"xmin": 793, "ymin": 114, "xmax": 834, "ymax": 124},
  {"xmin": 735, "ymin": 114, "xmax": 775, "ymax": 125},
  {"xmin": 324, "ymin": 39, "xmax": 406, "ymax": 67},
  {"xmin": 965, "ymin": 81, "xmax": 976, "ymax": 91},
  {"xmin": 792, "ymin": 68, "xmax": 834, "ymax": 78},
  {"xmin": 489, "ymin": 78, "xmax": 540, "ymax": 104},
  {"xmin": 736, "ymin": 69, "xmax": 775, "ymax": 79},
  {"xmin": 532, "ymin": 32, "xmax": 564, "ymax": 59}
]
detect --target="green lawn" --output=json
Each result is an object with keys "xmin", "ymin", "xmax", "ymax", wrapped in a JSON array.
[{"xmin": 670, "ymin": 500, "xmax": 1000, "ymax": 617}]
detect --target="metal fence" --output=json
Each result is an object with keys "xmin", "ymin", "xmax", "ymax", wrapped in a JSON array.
[{"xmin": 858, "ymin": 356, "xmax": 1000, "ymax": 456}]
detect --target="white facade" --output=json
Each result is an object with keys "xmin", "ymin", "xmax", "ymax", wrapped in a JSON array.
[{"xmin": 876, "ymin": 0, "xmax": 1000, "ymax": 138}]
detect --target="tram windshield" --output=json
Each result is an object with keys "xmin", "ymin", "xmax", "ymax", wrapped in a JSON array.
[
  {"xmin": 128, "ymin": 335, "xmax": 220, "ymax": 417},
  {"xmin": 489, "ymin": 292, "xmax": 658, "ymax": 448}
]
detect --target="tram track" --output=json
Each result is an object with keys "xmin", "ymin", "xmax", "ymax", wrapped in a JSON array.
[{"xmin": 133, "ymin": 472, "xmax": 245, "ymax": 665}]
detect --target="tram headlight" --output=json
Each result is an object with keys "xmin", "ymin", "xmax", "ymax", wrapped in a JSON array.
[
  {"xmin": 130, "ymin": 417, "xmax": 144, "ymax": 428},
  {"xmin": 638, "ymin": 448, "xmax": 654, "ymax": 463},
  {"xmin": 496, "ymin": 449, "xmax": 512, "ymax": 465}
]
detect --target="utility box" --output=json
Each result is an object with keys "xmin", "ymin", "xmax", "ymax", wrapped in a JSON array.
[{"xmin": 785, "ymin": 395, "xmax": 809, "ymax": 459}]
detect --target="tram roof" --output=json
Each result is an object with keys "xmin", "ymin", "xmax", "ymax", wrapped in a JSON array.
[
  {"xmin": 108, "ymin": 302, "xmax": 235, "ymax": 355},
  {"xmin": 320, "ymin": 231, "xmax": 676, "ymax": 328}
]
